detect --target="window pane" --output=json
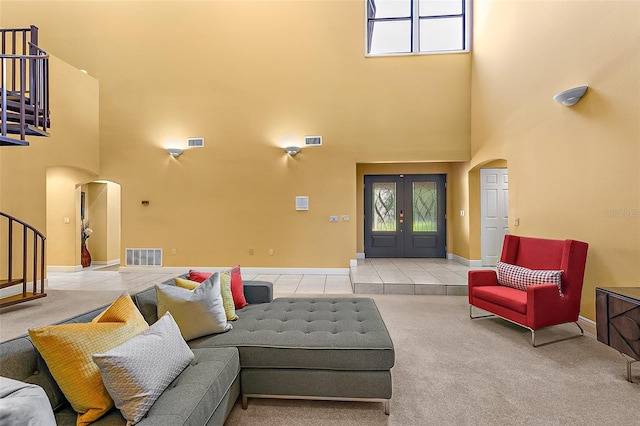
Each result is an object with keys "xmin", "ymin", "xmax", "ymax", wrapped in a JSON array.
[
  {"xmin": 369, "ymin": 20, "xmax": 412, "ymax": 55},
  {"xmin": 419, "ymin": 0, "xmax": 463, "ymax": 17},
  {"xmin": 372, "ymin": 183, "xmax": 396, "ymax": 232},
  {"xmin": 370, "ymin": 0, "xmax": 411, "ymax": 19},
  {"xmin": 420, "ymin": 17, "xmax": 463, "ymax": 52},
  {"xmin": 413, "ymin": 182, "xmax": 437, "ymax": 232}
]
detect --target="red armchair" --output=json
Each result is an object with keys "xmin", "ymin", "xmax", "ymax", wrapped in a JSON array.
[{"xmin": 468, "ymin": 235, "xmax": 589, "ymax": 346}]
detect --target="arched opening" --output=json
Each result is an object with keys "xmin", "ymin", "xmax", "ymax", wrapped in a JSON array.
[{"xmin": 46, "ymin": 167, "xmax": 121, "ymax": 271}]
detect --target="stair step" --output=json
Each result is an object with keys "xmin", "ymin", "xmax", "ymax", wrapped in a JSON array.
[
  {"xmin": 2, "ymin": 110, "xmax": 50, "ymax": 127},
  {"xmin": 0, "ymin": 292, "xmax": 47, "ymax": 309},
  {"xmin": 0, "ymin": 136, "xmax": 29, "ymax": 146},
  {"xmin": 1, "ymin": 123, "xmax": 49, "ymax": 137},
  {"xmin": 0, "ymin": 278, "xmax": 24, "ymax": 289},
  {"xmin": 1, "ymin": 96, "xmax": 47, "ymax": 116}
]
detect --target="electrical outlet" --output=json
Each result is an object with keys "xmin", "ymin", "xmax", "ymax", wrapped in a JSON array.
[
  {"xmin": 269, "ymin": 248, "xmax": 274, "ymax": 256},
  {"xmin": 171, "ymin": 248, "xmax": 177, "ymax": 255},
  {"xmin": 515, "ymin": 218, "xmax": 520, "ymax": 226},
  {"xmin": 341, "ymin": 215, "xmax": 350, "ymax": 222},
  {"xmin": 249, "ymin": 248, "xmax": 254, "ymax": 255}
]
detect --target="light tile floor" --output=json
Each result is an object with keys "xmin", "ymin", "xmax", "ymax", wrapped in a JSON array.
[
  {"xmin": 350, "ymin": 258, "xmax": 480, "ymax": 295},
  {"xmin": 47, "ymin": 258, "xmax": 482, "ymax": 297}
]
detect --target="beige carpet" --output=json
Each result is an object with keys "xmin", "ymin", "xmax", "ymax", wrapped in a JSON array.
[{"xmin": 1, "ymin": 286, "xmax": 638, "ymax": 425}]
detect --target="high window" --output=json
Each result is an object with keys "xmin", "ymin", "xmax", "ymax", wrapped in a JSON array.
[{"xmin": 366, "ymin": 0, "xmax": 471, "ymax": 56}]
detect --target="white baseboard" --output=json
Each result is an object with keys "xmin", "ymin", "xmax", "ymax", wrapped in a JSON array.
[
  {"xmin": 356, "ymin": 253, "xmax": 365, "ymax": 259},
  {"xmin": 118, "ymin": 266, "xmax": 350, "ymax": 276},
  {"xmin": 48, "ymin": 265, "xmax": 83, "ymax": 272},
  {"xmin": 449, "ymin": 254, "xmax": 483, "ymax": 268},
  {"xmin": 91, "ymin": 259, "xmax": 120, "ymax": 266}
]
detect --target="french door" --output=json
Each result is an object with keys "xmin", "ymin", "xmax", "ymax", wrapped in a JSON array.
[{"xmin": 364, "ymin": 174, "xmax": 446, "ymax": 258}]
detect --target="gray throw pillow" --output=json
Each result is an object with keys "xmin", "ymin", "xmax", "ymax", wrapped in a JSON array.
[
  {"xmin": 155, "ymin": 272, "xmax": 232, "ymax": 340},
  {"xmin": 92, "ymin": 312, "xmax": 194, "ymax": 425},
  {"xmin": 0, "ymin": 376, "xmax": 56, "ymax": 426}
]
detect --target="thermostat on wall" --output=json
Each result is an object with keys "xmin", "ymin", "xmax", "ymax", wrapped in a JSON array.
[{"xmin": 296, "ymin": 196, "xmax": 309, "ymax": 211}]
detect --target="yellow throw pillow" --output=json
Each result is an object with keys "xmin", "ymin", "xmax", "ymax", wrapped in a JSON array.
[
  {"xmin": 174, "ymin": 274, "xmax": 237, "ymax": 321},
  {"xmin": 174, "ymin": 277, "xmax": 200, "ymax": 290},
  {"xmin": 29, "ymin": 293, "xmax": 148, "ymax": 426},
  {"xmin": 219, "ymin": 271, "xmax": 238, "ymax": 321}
]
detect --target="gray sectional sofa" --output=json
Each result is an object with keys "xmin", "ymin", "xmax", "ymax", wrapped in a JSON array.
[{"xmin": 0, "ymin": 275, "xmax": 395, "ymax": 425}]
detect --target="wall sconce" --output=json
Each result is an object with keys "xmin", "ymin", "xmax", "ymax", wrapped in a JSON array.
[
  {"xmin": 553, "ymin": 86, "xmax": 588, "ymax": 106},
  {"xmin": 166, "ymin": 148, "xmax": 183, "ymax": 158},
  {"xmin": 285, "ymin": 146, "xmax": 301, "ymax": 156}
]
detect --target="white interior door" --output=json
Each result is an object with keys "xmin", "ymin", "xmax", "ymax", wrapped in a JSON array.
[{"xmin": 480, "ymin": 168, "xmax": 509, "ymax": 266}]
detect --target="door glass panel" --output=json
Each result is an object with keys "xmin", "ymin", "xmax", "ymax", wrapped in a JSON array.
[
  {"xmin": 372, "ymin": 182, "xmax": 396, "ymax": 232},
  {"xmin": 412, "ymin": 182, "xmax": 437, "ymax": 231}
]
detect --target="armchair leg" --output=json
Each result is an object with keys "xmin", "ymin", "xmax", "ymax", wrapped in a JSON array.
[
  {"xmin": 469, "ymin": 305, "xmax": 496, "ymax": 319},
  {"xmin": 531, "ymin": 322, "xmax": 584, "ymax": 347}
]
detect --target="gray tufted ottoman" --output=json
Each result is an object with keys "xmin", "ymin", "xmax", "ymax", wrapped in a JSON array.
[{"xmin": 189, "ymin": 297, "xmax": 395, "ymax": 414}]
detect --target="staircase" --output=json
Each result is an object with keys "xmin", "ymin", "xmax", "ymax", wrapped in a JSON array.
[
  {"xmin": 0, "ymin": 212, "xmax": 47, "ymax": 308},
  {"xmin": 0, "ymin": 25, "xmax": 50, "ymax": 146}
]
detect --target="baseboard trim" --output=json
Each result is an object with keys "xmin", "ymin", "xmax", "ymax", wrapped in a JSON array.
[
  {"xmin": 48, "ymin": 265, "xmax": 83, "ymax": 272},
  {"xmin": 91, "ymin": 259, "xmax": 120, "ymax": 266},
  {"xmin": 578, "ymin": 315, "xmax": 596, "ymax": 337},
  {"xmin": 119, "ymin": 266, "xmax": 351, "ymax": 276},
  {"xmin": 449, "ymin": 254, "xmax": 483, "ymax": 268},
  {"xmin": 356, "ymin": 253, "xmax": 365, "ymax": 259}
]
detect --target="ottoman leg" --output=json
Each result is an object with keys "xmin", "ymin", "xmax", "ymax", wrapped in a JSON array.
[
  {"xmin": 384, "ymin": 399, "xmax": 390, "ymax": 415},
  {"xmin": 242, "ymin": 395, "xmax": 248, "ymax": 409}
]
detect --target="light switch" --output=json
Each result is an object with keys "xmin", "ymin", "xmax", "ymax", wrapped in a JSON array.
[
  {"xmin": 341, "ymin": 215, "xmax": 350, "ymax": 222},
  {"xmin": 329, "ymin": 216, "xmax": 338, "ymax": 222},
  {"xmin": 63, "ymin": 217, "xmax": 70, "ymax": 224},
  {"xmin": 460, "ymin": 210, "xmax": 465, "ymax": 217}
]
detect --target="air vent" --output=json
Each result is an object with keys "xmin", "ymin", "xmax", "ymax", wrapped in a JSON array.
[
  {"xmin": 125, "ymin": 248, "xmax": 163, "ymax": 266},
  {"xmin": 304, "ymin": 136, "xmax": 322, "ymax": 146},
  {"xmin": 187, "ymin": 137, "xmax": 205, "ymax": 148}
]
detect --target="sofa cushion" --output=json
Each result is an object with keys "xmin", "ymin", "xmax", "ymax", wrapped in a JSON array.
[
  {"xmin": 156, "ymin": 273, "xmax": 232, "ymax": 340},
  {"xmin": 472, "ymin": 285, "xmax": 528, "ymax": 314},
  {"xmin": 189, "ymin": 298, "xmax": 395, "ymax": 371},
  {"xmin": 28, "ymin": 293, "xmax": 149, "ymax": 425},
  {"xmin": 497, "ymin": 261, "xmax": 563, "ymax": 295},
  {"xmin": 138, "ymin": 347, "xmax": 240, "ymax": 425},
  {"xmin": 93, "ymin": 312, "xmax": 194, "ymax": 425},
  {"xmin": 0, "ymin": 376, "xmax": 56, "ymax": 426}
]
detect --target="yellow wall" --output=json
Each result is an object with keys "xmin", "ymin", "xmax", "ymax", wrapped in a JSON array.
[
  {"xmin": 106, "ymin": 182, "xmax": 121, "ymax": 263},
  {"xmin": 46, "ymin": 168, "xmax": 97, "ymax": 268},
  {"xmin": 0, "ymin": 54, "xmax": 99, "ymax": 273},
  {"xmin": 471, "ymin": 0, "xmax": 640, "ymax": 320},
  {"xmin": 1, "ymin": 1, "xmax": 471, "ymax": 268}
]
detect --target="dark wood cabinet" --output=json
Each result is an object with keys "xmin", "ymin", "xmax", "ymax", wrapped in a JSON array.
[{"xmin": 596, "ymin": 287, "xmax": 640, "ymax": 382}]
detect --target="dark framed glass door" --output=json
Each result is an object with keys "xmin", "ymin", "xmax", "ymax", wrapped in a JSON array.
[{"xmin": 364, "ymin": 174, "xmax": 446, "ymax": 258}]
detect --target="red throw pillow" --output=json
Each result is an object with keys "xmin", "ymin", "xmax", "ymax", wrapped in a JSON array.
[
  {"xmin": 188, "ymin": 270, "xmax": 212, "ymax": 283},
  {"xmin": 230, "ymin": 265, "xmax": 248, "ymax": 309}
]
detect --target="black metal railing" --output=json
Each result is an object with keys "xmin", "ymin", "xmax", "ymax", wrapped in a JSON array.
[
  {"xmin": 0, "ymin": 212, "xmax": 47, "ymax": 307},
  {"xmin": 0, "ymin": 25, "xmax": 50, "ymax": 145}
]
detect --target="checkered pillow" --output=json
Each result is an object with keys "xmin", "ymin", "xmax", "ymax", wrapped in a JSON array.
[{"xmin": 496, "ymin": 261, "xmax": 564, "ymax": 295}]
